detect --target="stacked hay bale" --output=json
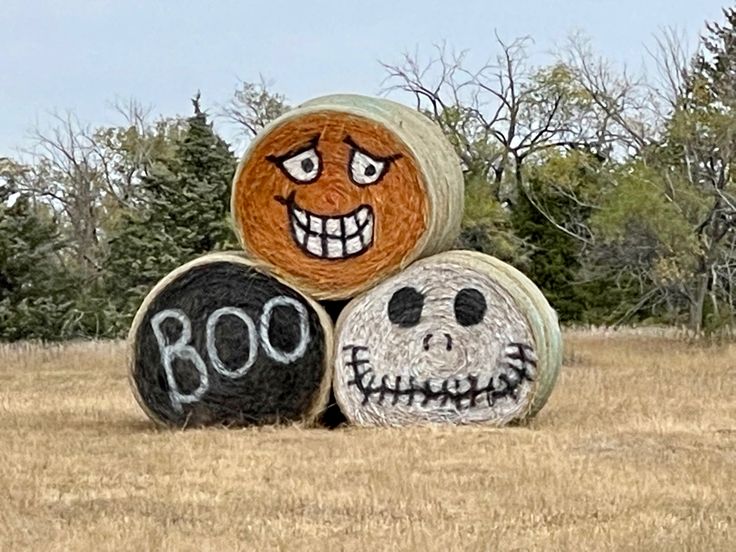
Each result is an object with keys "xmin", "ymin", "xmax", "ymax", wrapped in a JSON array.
[
  {"xmin": 128, "ymin": 93, "xmax": 562, "ymax": 429},
  {"xmin": 230, "ymin": 94, "xmax": 464, "ymax": 299},
  {"xmin": 128, "ymin": 253, "xmax": 333, "ymax": 427},
  {"xmin": 332, "ymin": 251, "xmax": 562, "ymax": 427}
]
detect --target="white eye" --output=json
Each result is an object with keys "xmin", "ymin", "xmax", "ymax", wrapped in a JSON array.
[
  {"xmin": 350, "ymin": 150, "xmax": 387, "ymax": 186},
  {"xmin": 279, "ymin": 148, "xmax": 320, "ymax": 183}
]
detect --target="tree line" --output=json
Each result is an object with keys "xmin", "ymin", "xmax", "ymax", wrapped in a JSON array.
[{"xmin": 2, "ymin": 8, "xmax": 736, "ymax": 340}]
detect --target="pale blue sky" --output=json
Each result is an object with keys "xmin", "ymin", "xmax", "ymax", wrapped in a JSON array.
[{"xmin": 0, "ymin": 0, "xmax": 728, "ymax": 154}]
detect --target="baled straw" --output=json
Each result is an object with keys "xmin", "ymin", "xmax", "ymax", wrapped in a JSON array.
[
  {"xmin": 231, "ymin": 94, "xmax": 464, "ymax": 300},
  {"xmin": 332, "ymin": 250, "xmax": 562, "ymax": 426},
  {"xmin": 128, "ymin": 252, "xmax": 334, "ymax": 428}
]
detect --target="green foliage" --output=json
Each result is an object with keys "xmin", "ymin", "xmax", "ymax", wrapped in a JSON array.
[
  {"xmin": 5, "ymin": 9, "xmax": 736, "ymax": 340},
  {"xmin": 225, "ymin": 80, "xmax": 289, "ymax": 137},
  {"xmin": 593, "ymin": 163, "xmax": 702, "ymax": 272},
  {"xmin": 0, "ymin": 186, "xmax": 73, "ymax": 340},
  {"xmin": 511, "ymin": 150, "xmax": 620, "ymax": 324},
  {"xmin": 458, "ymin": 174, "xmax": 528, "ymax": 265},
  {"xmin": 511, "ymin": 190, "xmax": 583, "ymax": 322},
  {"xmin": 103, "ymin": 107, "xmax": 238, "ymax": 335}
]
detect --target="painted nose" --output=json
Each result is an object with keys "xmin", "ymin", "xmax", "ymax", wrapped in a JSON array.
[
  {"xmin": 322, "ymin": 188, "xmax": 348, "ymax": 209},
  {"xmin": 423, "ymin": 333, "xmax": 453, "ymax": 352},
  {"xmin": 299, "ymin": 178, "xmax": 355, "ymax": 213}
]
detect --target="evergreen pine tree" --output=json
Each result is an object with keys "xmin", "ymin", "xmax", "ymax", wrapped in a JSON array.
[
  {"xmin": 0, "ymin": 184, "xmax": 75, "ymax": 340},
  {"xmin": 510, "ymin": 152, "xmax": 639, "ymax": 325},
  {"xmin": 694, "ymin": 7, "xmax": 736, "ymax": 103},
  {"xmin": 104, "ymin": 97, "xmax": 238, "ymax": 334},
  {"xmin": 510, "ymin": 192, "xmax": 584, "ymax": 322}
]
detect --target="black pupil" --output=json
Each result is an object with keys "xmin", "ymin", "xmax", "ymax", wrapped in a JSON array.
[
  {"xmin": 388, "ymin": 287, "xmax": 424, "ymax": 327},
  {"xmin": 301, "ymin": 158, "xmax": 314, "ymax": 173},
  {"xmin": 364, "ymin": 164, "xmax": 376, "ymax": 177},
  {"xmin": 454, "ymin": 288, "xmax": 487, "ymax": 326}
]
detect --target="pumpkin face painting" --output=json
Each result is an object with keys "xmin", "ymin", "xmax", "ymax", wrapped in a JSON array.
[{"xmin": 233, "ymin": 110, "xmax": 428, "ymax": 297}]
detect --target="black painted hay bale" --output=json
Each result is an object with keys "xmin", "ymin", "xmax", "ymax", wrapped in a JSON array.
[{"xmin": 128, "ymin": 253, "xmax": 333, "ymax": 428}]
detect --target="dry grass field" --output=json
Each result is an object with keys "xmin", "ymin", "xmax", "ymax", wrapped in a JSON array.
[{"xmin": 0, "ymin": 331, "xmax": 735, "ymax": 551}]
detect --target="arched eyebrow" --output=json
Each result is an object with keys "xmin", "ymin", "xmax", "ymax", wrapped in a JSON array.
[
  {"xmin": 266, "ymin": 135, "xmax": 320, "ymax": 164},
  {"xmin": 343, "ymin": 135, "xmax": 403, "ymax": 163}
]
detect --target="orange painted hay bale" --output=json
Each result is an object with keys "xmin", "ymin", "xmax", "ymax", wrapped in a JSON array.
[{"xmin": 231, "ymin": 94, "xmax": 464, "ymax": 300}]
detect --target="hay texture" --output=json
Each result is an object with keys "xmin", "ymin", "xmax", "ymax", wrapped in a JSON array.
[
  {"xmin": 333, "ymin": 250, "xmax": 562, "ymax": 426},
  {"xmin": 128, "ymin": 253, "xmax": 333, "ymax": 428},
  {"xmin": 231, "ymin": 94, "xmax": 464, "ymax": 300}
]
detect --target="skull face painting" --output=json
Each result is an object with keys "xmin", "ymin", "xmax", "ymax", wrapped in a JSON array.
[
  {"xmin": 128, "ymin": 253, "xmax": 333, "ymax": 428},
  {"xmin": 333, "ymin": 251, "xmax": 562, "ymax": 426},
  {"xmin": 231, "ymin": 94, "xmax": 464, "ymax": 300}
]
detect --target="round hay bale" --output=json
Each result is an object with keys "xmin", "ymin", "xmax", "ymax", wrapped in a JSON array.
[
  {"xmin": 333, "ymin": 250, "xmax": 562, "ymax": 426},
  {"xmin": 231, "ymin": 94, "xmax": 464, "ymax": 300},
  {"xmin": 128, "ymin": 252, "xmax": 333, "ymax": 428}
]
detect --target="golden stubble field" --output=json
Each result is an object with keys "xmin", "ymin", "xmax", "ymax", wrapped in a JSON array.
[{"xmin": 0, "ymin": 330, "xmax": 735, "ymax": 551}]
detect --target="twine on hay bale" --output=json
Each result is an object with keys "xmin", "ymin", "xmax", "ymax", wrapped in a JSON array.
[
  {"xmin": 128, "ymin": 252, "xmax": 333, "ymax": 428},
  {"xmin": 231, "ymin": 94, "xmax": 464, "ymax": 300},
  {"xmin": 332, "ymin": 250, "xmax": 562, "ymax": 427}
]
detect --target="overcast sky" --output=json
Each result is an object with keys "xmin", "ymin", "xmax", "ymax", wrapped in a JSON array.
[{"xmin": 0, "ymin": 0, "xmax": 728, "ymax": 154}]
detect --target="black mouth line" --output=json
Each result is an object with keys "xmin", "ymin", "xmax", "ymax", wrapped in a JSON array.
[{"xmin": 343, "ymin": 345, "xmax": 536, "ymax": 410}]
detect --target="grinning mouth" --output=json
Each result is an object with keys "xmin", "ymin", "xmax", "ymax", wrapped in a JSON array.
[
  {"xmin": 276, "ymin": 192, "xmax": 374, "ymax": 260},
  {"xmin": 343, "ymin": 344, "xmax": 536, "ymax": 410}
]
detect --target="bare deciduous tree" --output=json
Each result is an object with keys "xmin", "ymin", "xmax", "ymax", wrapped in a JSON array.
[
  {"xmin": 221, "ymin": 78, "xmax": 289, "ymax": 140},
  {"xmin": 382, "ymin": 37, "xmax": 604, "ymax": 242},
  {"xmin": 13, "ymin": 102, "xmax": 181, "ymax": 276}
]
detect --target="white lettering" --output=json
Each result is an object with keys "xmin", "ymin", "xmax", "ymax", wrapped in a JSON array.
[
  {"xmin": 151, "ymin": 309, "xmax": 209, "ymax": 413},
  {"xmin": 150, "ymin": 298, "xmax": 312, "ymax": 410},
  {"xmin": 259, "ymin": 296, "xmax": 311, "ymax": 364},
  {"xmin": 206, "ymin": 307, "xmax": 257, "ymax": 379}
]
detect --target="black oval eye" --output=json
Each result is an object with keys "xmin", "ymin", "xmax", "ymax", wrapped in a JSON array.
[
  {"xmin": 388, "ymin": 287, "xmax": 424, "ymax": 327},
  {"xmin": 454, "ymin": 288, "xmax": 487, "ymax": 326}
]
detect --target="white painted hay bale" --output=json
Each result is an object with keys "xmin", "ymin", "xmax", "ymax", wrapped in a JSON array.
[{"xmin": 333, "ymin": 250, "xmax": 562, "ymax": 426}]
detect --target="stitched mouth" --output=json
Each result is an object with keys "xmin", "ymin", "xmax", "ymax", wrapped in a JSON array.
[
  {"xmin": 343, "ymin": 345, "xmax": 535, "ymax": 410},
  {"xmin": 276, "ymin": 192, "xmax": 374, "ymax": 260}
]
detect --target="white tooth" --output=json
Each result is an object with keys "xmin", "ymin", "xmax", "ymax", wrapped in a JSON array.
[
  {"xmin": 477, "ymin": 373, "xmax": 492, "ymax": 391},
  {"xmin": 306, "ymin": 235, "xmax": 323, "ymax": 256},
  {"xmin": 504, "ymin": 357, "xmax": 524, "ymax": 370},
  {"xmin": 293, "ymin": 207, "xmax": 308, "ymax": 226},
  {"xmin": 294, "ymin": 226, "xmax": 306, "ymax": 245},
  {"xmin": 361, "ymin": 219, "xmax": 374, "ymax": 245},
  {"xmin": 309, "ymin": 215, "xmax": 323, "ymax": 234},
  {"xmin": 505, "ymin": 369, "xmax": 521, "ymax": 387},
  {"xmin": 325, "ymin": 218, "xmax": 341, "ymax": 235},
  {"xmin": 356, "ymin": 207, "xmax": 370, "ymax": 224},
  {"xmin": 345, "ymin": 235, "xmax": 363, "ymax": 255},
  {"xmin": 455, "ymin": 379, "xmax": 471, "ymax": 394},
  {"xmin": 326, "ymin": 238, "xmax": 344, "ymax": 258},
  {"xmin": 344, "ymin": 215, "xmax": 359, "ymax": 236}
]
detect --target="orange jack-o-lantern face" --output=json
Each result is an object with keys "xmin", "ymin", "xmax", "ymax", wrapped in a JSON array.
[{"xmin": 233, "ymin": 111, "xmax": 428, "ymax": 293}]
